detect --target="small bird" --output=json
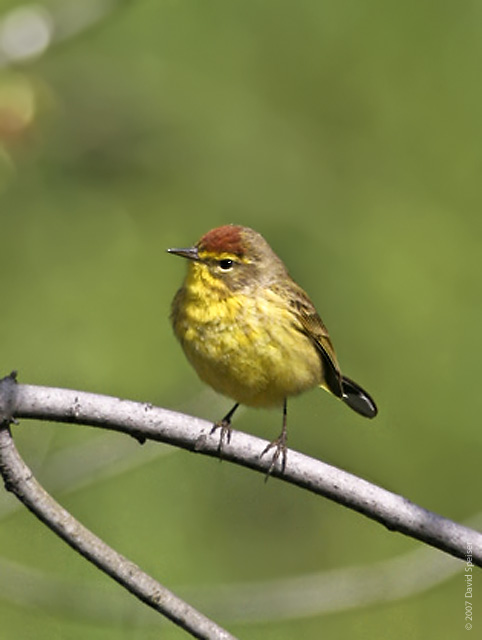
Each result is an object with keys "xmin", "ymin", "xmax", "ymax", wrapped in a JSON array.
[{"xmin": 168, "ymin": 225, "xmax": 377, "ymax": 473}]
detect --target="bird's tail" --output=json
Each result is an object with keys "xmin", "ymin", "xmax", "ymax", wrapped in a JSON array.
[{"xmin": 341, "ymin": 375, "xmax": 378, "ymax": 418}]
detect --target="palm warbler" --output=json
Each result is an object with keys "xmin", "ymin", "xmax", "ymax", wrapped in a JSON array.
[{"xmin": 168, "ymin": 225, "xmax": 377, "ymax": 472}]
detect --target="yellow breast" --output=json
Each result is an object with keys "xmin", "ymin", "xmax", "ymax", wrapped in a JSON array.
[{"xmin": 171, "ymin": 268, "xmax": 323, "ymax": 407}]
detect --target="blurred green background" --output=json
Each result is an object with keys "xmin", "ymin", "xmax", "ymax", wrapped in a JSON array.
[{"xmin": 0, "ymin": 0, "xmax": 481, "ymax": 638}]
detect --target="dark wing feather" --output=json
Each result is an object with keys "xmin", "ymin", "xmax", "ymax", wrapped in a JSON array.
[{"xmin": 341, "ymin": 375, "xmax": 378, "ymax": 418}]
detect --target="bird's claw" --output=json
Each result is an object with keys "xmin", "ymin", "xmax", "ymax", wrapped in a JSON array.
[
  {"xmin": 210, "ymin": 419, "xmax": 232, "ymax": 458},
  {"xmin": 260, "ymin": 434, "xmax": 287, "ymax": 479}
]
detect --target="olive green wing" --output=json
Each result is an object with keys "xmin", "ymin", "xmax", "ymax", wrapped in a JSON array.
[{"xmin": 275, "ymin": 280, "xmax": 344, "ymax": 399}]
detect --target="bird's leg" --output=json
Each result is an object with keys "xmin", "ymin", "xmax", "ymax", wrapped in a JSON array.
[
  {"xmin": 211, "ymin": 403, "xmax": 239, "ymax": 454},
  {"xmin": 261, "ymin": 398, "xmax": 288, "ymax": 477}
]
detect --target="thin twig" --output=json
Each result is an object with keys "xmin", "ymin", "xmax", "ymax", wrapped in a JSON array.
[
  {"xmin": 3, "ymin": 380, "xmax": 481, "ymax": 567},
  {"xmin": 0, "ymin": 372, "xmax": 237, "ymax": 639},
  {"xmin": 0, "ymin": 422, "xmax": 237, "ymax": 640}
]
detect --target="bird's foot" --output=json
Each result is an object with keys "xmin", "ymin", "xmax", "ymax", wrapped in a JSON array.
[
  {"xmin": 210, "ymin": 419, "xmax": 232, "ymax": 458},
  {"xmin": 260, "ymin": 432, "xmax": 288, "ymax": 479}
]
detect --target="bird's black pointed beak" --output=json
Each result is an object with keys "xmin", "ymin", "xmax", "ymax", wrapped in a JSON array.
[{"xmin": 167, "ymin": 246, "xmax": 200, "ymax": 261}]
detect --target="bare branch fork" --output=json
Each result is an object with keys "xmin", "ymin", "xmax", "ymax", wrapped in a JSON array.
[
  {"xmin": 0, "ymin": 375, "xmax": 481, "ymax": 639},
  {"xmin": 0, "ymin": 374, "xmax": 238, "ymax": 640}
]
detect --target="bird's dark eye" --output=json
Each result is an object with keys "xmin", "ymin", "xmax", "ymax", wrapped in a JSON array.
[{"xmin": 218, "ymin": 259, "xmax": 234, "ymax": 271}]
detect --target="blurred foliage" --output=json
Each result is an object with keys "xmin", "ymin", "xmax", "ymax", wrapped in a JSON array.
[{"xmin": 0, "ymin": 0, "xmax": 481, "ymax": 638}]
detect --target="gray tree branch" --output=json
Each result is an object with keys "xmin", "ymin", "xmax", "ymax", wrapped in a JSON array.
[
  {"xmin": 0, "ymin": 374, "xmax": 237, "ymax": 640},
  {"xmin": 0, "ymin": 373, "xmax": 480, "ymax": 638}
]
